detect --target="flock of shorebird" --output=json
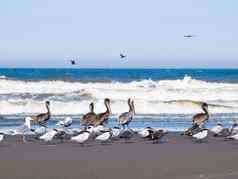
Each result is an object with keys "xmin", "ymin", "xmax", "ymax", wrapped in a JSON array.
[{"xmin": 0, "ymin": 99, "xmax": 238, "ymax": 145}]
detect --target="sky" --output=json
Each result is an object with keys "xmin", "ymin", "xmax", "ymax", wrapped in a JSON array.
[{"xmin": 0, "ymin": 0, "xmax": 238, "ymax": 68}]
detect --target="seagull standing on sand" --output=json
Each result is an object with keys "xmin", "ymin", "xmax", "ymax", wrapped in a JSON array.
[
  {"xmin": 39, "ymin": 129, "xmax": 58, "ymax": 142},
  {"xmin": 230, "ymin": 121, "xmax": 238, "ymax": 135},
  {"xmin": 112, "ymin": 126, "xmax": 121, "ymax": 138},
  {"xmin": 210, "ymin": 123, "xmax": 223, "ymax": 136},
  {"xmin": 226, "ymin": 133, "xmax": 238, "ymax": 140},
  {"xmin": 71, "ymin": 126, "xmax": 94, "ymax": 144},
  {"xmin": 95, "ymin": 130, "xmax": 112, "ymax": 143},
  {"xmin": 31, "ymin": 126, "xmax": 47, "ymax": 139},
  {"xmin": 0, "ymin": 133, "xmax": 4, "ymax": 142},
  {"xmin": 138, "ymin": 127, "xmax": 154, "ymax": 138},
  {"xmin": 93, "ymin": 124, "xmax": 107, "ymax": 136},
  {"xmin": 192, "ymin": 129, "xmax": 208, "ymax": 142},
  {"xmin": 14, "ymin": 117, "xmax": 33, "ymax": 143},
  {"xmin": 150, "ymin": 129, "xmax": 166, "ymax": 144}
]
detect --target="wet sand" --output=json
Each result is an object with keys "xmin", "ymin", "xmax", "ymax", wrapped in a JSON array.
[{"xmin": 0, "ymin": 133, "xmax": 238, "ymax": 179}]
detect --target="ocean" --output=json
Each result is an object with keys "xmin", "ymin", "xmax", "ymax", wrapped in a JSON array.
[{"xmin": 1, "ymin": 68, "xmax": 238, "ymax": 132}]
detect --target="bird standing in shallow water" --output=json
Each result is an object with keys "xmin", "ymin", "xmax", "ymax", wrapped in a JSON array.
[
  {"xmin": 80, "ymin": 102, "xmax": 97, "ymax": 127},
  {"xmin": 81, "ymin": 98, "xmax": 112, "ymax": 127},
  {"xmin": 118, "ymin": 98, "xmax": 135, "ymax": 129},
  {"xmin": 192, "ymin": 103, "xmax": 209, "ymax": 127},
  {"xmin": 31, "ymin": 101, "xmax": 51, "ymax": 127}
]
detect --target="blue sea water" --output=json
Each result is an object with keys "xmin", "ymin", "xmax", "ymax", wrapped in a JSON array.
[
  {"xmin": 1, "ymin": 68, "xmax": 238, "ymax": 82},
  {"xmin": 0, "ymin": 68, "xmax": 238, "ymax": 132}
]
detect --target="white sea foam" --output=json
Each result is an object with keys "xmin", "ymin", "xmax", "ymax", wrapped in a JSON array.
[
  {"xmin": 0, "ymin": 76, "xmax": 238, "ymax": 115},
  {"xmin": 0, "ymin": 75, "xmax": 6, "ymax": 79}
]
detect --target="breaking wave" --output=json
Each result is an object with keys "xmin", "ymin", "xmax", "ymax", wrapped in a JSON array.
[{"xmin": 0, "ymin": 75, "xmax": 238, "ymax": 115}]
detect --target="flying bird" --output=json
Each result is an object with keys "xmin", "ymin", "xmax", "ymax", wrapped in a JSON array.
[
  {"xmin": 70, "ymin": 60, "xmax": 76, "ymax": 65},
  {"xmin": 184, "ymin": 35, "xmax": 195, "ymax": 38},
  {"xmin": 120, "ymin": 53, "xmax": 126, "ymax": 59}
]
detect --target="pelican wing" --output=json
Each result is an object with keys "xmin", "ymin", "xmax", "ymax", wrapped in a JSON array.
[
  {"xmin": 118, "ymin": 112, "xmax": 133, "ymax": 125},
  {"xmin": 192, "ymin": 113, "xmax": 208, "ymax": 126},
  {"xmin": 80, "ymin": 113, "xmax": 97, "ymax": 126}
]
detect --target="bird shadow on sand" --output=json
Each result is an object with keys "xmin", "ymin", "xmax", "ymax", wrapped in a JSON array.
[{"xmin": 192, "ymin": 140, "xmax": 209, "ymax": 144}]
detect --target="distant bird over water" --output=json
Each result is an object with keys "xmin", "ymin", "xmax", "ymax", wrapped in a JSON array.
[
  {"xmin": 70, "ymin": 60, "xmax": 76, "ymax": 65},
  {"xmin": 184, "ymin": 35, "xmax": 195, "ymax": 38},
  {"xmin": 120, "ymin": 53, "xmax": 126, "ymax": 59}
]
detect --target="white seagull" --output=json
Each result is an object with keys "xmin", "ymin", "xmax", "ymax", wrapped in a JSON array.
[
  {"xmin": 0, "ymin": 133, "xmax": 4, "ymax": 142},
  {"xmin": 93, "ymin": 125, "xmax": 107, "ymax": 136},
  {"xmin": 71, "ymin": 126, "xmax": 94, "ymax": 144},
  {"xmin": 31, "ymin": 126, "xmax": 47, "ymax": 136},
  {"xmin": 39, "ymin": 129, "xmax": 58, "ymax": 142},
  {"xmin": 210, "ymin": 123, "xmax": 223, "ymax": 136},
  {"xmin": 13, "ymin": 117, "xmax": 33, "ymax": 143},
  {"xmin": 192, "ymin": 129, "xmax": 208, "ymax": 142},
  {"xmin": 138, "ymin": 127, "xmax": 154, "ymax": 138},
  {"xmin": 56, "ymin": 117, "xmax": 73, "ymax": 128},
  {"xmin": 226, "ymin": 133, "xmax": 238, "ymax": 140},
  {"xmin": 95, "ymin": 130, "xmax": 112, "ymax": 143},
  {"xmin": 230, "ymin": 122, "xmax": 238, "ymax": 135},
  {"xmin": 112, "ymin": 127, "xmax": 121, "ymax": 138}
]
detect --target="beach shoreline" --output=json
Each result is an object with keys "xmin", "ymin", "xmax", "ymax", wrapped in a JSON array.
[{"xmin": 0, "ymin": 133, "xmax": 238, "ymax": 179}]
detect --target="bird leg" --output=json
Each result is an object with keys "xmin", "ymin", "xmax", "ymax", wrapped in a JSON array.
[{"xmin": 22, "ymin": 135, "xmax": 27, "ymax": 143}]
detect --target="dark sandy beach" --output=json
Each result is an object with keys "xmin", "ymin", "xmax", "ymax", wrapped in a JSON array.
[{"xmin": 0, "ymin": 133, "xmax": 238, "ymax": 179}]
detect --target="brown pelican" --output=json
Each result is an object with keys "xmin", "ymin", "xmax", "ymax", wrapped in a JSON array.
[
  {"xmin": 31, "ymin": 101, "xmax": 51, "ymax": 127},
  {"xmin": 81, "ymin": 99, "xmax": 112, "ymax": 127},
  {"xmin": 182, "ymin": 103, "xmax": 209, "ymax": 136},
  {"xmin": 118, "ymin": 98, "xmax": 135, "ymax": 129},
  {"xmin": 80, "ymin": 102, "xmax": 97, "ymax": 127},
  {"xmin": 192, "ymin": 103, "xmax": 209, "ymax": 127},
  {"xmin": 93, "ymin": 98, "xmax": 112, "ymax": 126}
]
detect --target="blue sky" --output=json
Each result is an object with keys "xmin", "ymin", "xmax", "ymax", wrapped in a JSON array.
[{"xmin": 0, "ymin": 0, "xmax": 238, "ymax": 68}]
